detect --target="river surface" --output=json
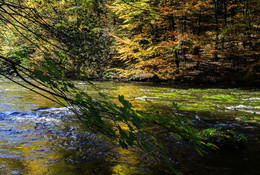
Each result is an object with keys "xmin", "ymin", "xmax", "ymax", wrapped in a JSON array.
[{"xmin": 0, "ymin": 79, "xmax": 259, "ymax": 175}]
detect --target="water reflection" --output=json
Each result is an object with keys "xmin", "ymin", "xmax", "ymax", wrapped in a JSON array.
[
  {"xmin": 0, "ymin": 108, "xmax": 149, "ymax": 175},
  {"xmin": 89, "ymin": 82, "xmax": 260, "ymax": 119},
  {"xmin": 0, "ymin": 80, "xmax": 259, "ymax": 174}
]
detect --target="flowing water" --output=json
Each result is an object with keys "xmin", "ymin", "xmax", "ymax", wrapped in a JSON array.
[{"xmin": 0, "ymin": 80, "xmax": 259, "ymax": 175}]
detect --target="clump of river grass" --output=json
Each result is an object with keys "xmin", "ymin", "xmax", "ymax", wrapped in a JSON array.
[{"xmin": 199, "ymin": 128, "xmax": 247, "ymax": 150}]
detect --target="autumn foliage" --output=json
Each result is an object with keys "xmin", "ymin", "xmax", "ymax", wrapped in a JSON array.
[
  {"xmin": 108, "ymin": 0, "xmax": 259, "ymax": 83},
  {"xmin": 0, "ymin": 0, "xmax": 259, "ymax": 84}
]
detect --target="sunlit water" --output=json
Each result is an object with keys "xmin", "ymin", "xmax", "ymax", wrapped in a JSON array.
[{"xmin": 0, "ymin": 79, "xmax": 259, "ymax": 174}]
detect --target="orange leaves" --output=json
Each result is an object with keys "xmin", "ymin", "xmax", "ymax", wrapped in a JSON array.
[
  {"xmin": 158, "ymin": 0, "xmax": 211, "ymax": 17},
  {"xmin": 159, "ymin": 6, "xmax": 176, "ymax": 16},
  {"xmin": 108, "ymin": 0, "xmax": 260, "ymax": 80},
  {"xmin": 140, "ymin": 58, "xmax": 166, "ymax": 67},
  {"xmin": 193, "ymin": 0, "xmax": 210, "ymax": 11}
]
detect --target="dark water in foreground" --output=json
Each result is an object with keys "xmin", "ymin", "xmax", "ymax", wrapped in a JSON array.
[{"xmin": 0, "ymin": 80, "xmax": 259, "ymax": 175}]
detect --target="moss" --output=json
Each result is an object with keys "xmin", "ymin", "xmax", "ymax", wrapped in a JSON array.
[
  {"xmin": 84, "ymin": 81, "xmax": 260, "ymax": 121},
  {"xmin": 199, "ymin": 128, "xmax": 248, "ymax": 150}
]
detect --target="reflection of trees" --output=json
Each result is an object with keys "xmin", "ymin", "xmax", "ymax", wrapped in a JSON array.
[
  {"xmin": 0, "ymin": 87, "xmax": 149, "ymax": 174},
  {"xmin": 0, "ymin": 113, "xmax": 114, "ymax": 174},
  {"xmin": 33, "ymin": 114, "xmax": 148, "ymax": 175},
  {"xmin": 0, "ymin": 156, "xmax": 27, "ymax": 174}
]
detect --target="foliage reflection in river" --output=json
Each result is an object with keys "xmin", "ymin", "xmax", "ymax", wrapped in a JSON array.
[
  {"xmin": 0, "ymin": 80, "xmax": 260, "ymax": 174},
  {"xmin": 82, "ymin": 81, "xmax": 260, "ymax": 121}
]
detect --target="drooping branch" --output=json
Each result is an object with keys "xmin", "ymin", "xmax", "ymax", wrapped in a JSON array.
[{"xmin": 0, "ymin": 55, "xmax": 73, "ymax": 104}]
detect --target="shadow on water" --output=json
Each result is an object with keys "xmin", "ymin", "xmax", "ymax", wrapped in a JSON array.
[
  {"xmin": 0, "ymin": 110, "xmax": 138, "ymax": 174},
  {"xmin": 0, "ymin": 80, "xmax": 259, "ymax": 174}
]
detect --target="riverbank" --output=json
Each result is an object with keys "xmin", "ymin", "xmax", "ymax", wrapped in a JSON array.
[{"xmin": 85, "ymin": 60, "xmax": 260, "ymax": 89}]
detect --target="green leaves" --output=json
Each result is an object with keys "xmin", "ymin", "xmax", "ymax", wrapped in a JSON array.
[
  {"xmin": 172, "ymin": 102, "xmax": 179, "ymax": 110},
  {"xmin": 33, "ymin": 69, "xmax": 52, "ymax": 83},
  {"xmin": 16, "ymin": 52, "xmax": 209, "ymax": 174},
  {"xmin": 199, "ymin": 127, "xmax": 247, "ymax": 150},
  {"xmin": 118, "ymin": 95, "xmax": 132, "ymax": 108},
  {"xmin": 4, "ymin": 50, "xmax": 210, "ymax": 174}
]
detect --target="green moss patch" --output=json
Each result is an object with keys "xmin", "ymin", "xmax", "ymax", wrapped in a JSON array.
[{"xmin": 199, "ymin": 128, "xmax": 248, "ymax": 150}]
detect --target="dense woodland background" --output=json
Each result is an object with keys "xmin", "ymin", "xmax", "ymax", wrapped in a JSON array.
[{"xmin": 0, "ymin": 0, "xmax": 259, "ymax": 86}]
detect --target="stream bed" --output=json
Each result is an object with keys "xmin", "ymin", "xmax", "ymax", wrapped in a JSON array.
[{"xmin": 0, "ymin": 80, "xmax": 259, "ymax": 175}]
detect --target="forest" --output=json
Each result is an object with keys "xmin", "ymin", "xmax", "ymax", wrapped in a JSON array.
[
  {"xmin": 0, "ymin": 0, "xmax": 259, "ymax": 86},
  {"xmin": 0, "ymin": 0, "xmax": 259, "ymax": 174}
]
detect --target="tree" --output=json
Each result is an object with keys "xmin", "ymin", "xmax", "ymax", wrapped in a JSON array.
[
  {"xmin": 0, "ymin": 0, "xmax": 214, "ymax": 174},
  {"xmin": 109, "ymin": 0, "xmax": 259, "ymax": 81},
  {"xmin": 34, "ymin": 0, "xmax": 112, "ymax": 78},
  {"xmin": 0, "ymin": 0, "xmax": 113, "ymax": 79}
]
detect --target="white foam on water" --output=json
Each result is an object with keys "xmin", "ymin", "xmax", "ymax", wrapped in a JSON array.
[
  {"xmin": 242, "ymin": 97, "xmax": 260, "ymax": 101},
  {"xmin": 134, "ymin": 96, "xmax": 157, "ymax": 101},
  {"xmin": 226, "ymin": 105, "xmax": 260, "ymax": 110}
]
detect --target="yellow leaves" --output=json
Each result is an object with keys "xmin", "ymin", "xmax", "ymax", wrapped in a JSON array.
[
  {"xmin": 140, "ymin": 59, "xmax": 166, "ymax": 67},
  {"xmin": 228, "ymin": 4, "xmax": 240, "ymax": 11},
  {"xmin": 194, "ymin": 0, "xmax": 209, "ymax": 11},
  {"xmin": 109, "ymin": 0, "xmax": 144, "ymax": 18},
  {"xmin": 209, "ymin": 50, "xmax": 221, "ymax": 55},
  {"xmin": 121, "ymin": 23, "xmax": 136, "ymax": 30},
  {"xmin": 110, "ymin": 34, "xmax": 142, "ymax": 61},
  {"xmin": 112, "ymin": 33, "xmax": 159, "ymax": 62},
  {"xmin": 112, "ymin": 35, "xmax": 136, "ymax": 48},
  {"xmin": 153, "ymin": 66, "xmax": 176, "ymax": 80},
  {"xmin": 67, "ymin": 15, "xmax": 77, "ymax": 23}
]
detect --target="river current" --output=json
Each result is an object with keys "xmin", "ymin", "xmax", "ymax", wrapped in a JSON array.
[{"xmin": 0, "ymin": 80, "xmax": 259, "ymax": 174}]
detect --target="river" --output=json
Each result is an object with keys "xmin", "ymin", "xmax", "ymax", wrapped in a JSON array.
[{"xmin": 0, "ymin": 79, "xmax": 259, "ymax": 174}]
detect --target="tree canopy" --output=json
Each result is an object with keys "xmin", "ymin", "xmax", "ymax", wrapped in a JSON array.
[{"xmin": 1, "ymin": 0, "xmax": 258, "ymax": 83}]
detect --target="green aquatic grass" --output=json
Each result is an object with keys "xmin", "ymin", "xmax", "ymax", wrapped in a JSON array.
[
  {"xmin": 79, "ymin": 81, "xmax": 260, "ymax": 121},
  {"xmin": 179, "ymin": 103, "xmax": 215, "ymax": 112},
  {"xmin": 203, "ymin": 94, "xmax": 237, "ymax": 101}
]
